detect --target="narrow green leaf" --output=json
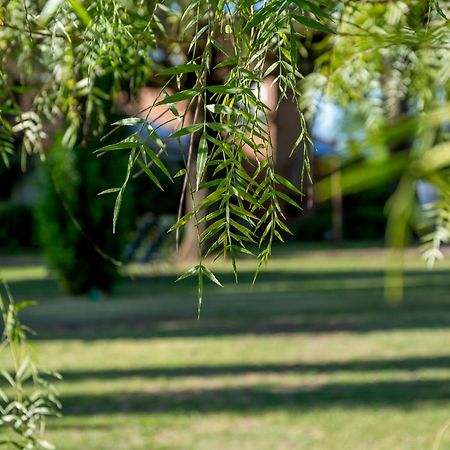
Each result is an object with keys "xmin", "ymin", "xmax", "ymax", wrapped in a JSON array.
[
  {"xmin": 176, "ymin": 265, "xmax": 199, "ymax": 282},
  {"xmin": 94, "ymin": 141, "xmax": 139, "ymax": 154},
  {"xmin": 206, "ymin": 104, "xmax": 237, "ymax": 115},
  {"xmin": 196, "ymin": 133, "xmax": 208, "ymax": 190},
  {"xmin": 142, "ymin": 146, "xmax": 172, "ymax": 180},
  {"xmin": 201, "ymin": 220, "xmax": 226, "ymax": 242},
  {"xmin": 214, "ymin": 57, "xmax": 239, "ymax": 69},
  {"xmin": 292, "ymin": 14, "xmax": 334, "ymax": 33},
  {"xmin": 276, "ymin": 190, "xmax": 302, "ymax": 209},
  {"xmin": 144, "ymin": 123, "xmax": 165, "ymax": 150},
  {"xmin": 432, "ymin": 0, "xmax": 447, "ymax": 18},
  {"xmin": 112, "ymin": 118, "xmax": 146, "ymax": 126},
  {"xmin": 157, "ymin": 89, "xmax": 201, "ymax": 105},
  {"xmin": 113, "ymin": 149, "xmax": 136, "ymax": 233},
  {"xmin": 189, "ymin": 25, "xmax": 209, "ymax": 53},
  {"xmin": 174, "ymin": 168, "xmax": 187, "ymax": 178},
  {"xmin": 137, "ymin": 159, "xmax": 164, "ymax": 191},
  {"xmin": 275, "ymin": 173, "xmax": 303, "ymax": 195},
  {"xmin": 206, "ymin": 86, "xmax": 243, "ymax": 95},
  {"xmin": 158, "ymin": 64, "xmax": 203, "ymax": 76},
  {"xmin": 274, "ymin": 229, "xmax": 285, "ymax": 242},
  {"xmin": 169, "ymin": 211, "xmax": 195, "ymax": 232},
  {"xmin": 1, "ymin": 370, "xmax": 15, "ymax": 388},
  {"xmin": 16, "ymin": 355, "xmax": 31, "ymax": 382},
  {"xmin": 98, "ymin": 187, "xmax": 121, "ymax": 196},
  {"xmin": 169, "ymin": 123, "xmax": 203, "ymax": 139},
  {"xmin": 0, "ymin": 388, "xmax": 7, "ymax": 402},
  {"xmin": 201, "ymin": 265, "xmax": 223, "ymax": 287}
]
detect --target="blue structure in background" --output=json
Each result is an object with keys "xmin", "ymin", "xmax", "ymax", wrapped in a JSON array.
[{"xmin": 310, "ymin": 96, "xmax": 345, "ymax": 157}]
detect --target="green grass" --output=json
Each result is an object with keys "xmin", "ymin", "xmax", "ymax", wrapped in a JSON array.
[{"xmin": 1, "ymin": 245, "xmax": 450, "ymax": 449}]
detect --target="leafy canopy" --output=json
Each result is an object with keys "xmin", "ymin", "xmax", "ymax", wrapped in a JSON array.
[{"xmin": 0, "ymin": 0, "xmax": 449, "ymax": 311}]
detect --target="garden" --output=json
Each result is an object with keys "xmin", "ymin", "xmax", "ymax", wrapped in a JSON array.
[{"xmin": 1, "ymin": 0, "xmax": 449, "ymax": 449}]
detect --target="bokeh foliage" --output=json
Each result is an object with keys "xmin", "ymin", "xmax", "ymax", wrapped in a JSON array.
[{"xmin": 0, "ymin": 0, "xmax": 449, "ymax": 306}]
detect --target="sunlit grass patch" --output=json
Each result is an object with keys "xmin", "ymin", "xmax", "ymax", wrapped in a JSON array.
[{"xmin": 1, "ymin": 246, "xmax": 450, "ymax": 449}]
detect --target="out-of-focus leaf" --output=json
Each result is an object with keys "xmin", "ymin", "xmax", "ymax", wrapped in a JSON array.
[
  {"xmin": 67, "ymin": 0, "xmax": 91, "ymax": 26},
  {"xmin": 292, "ymin": 14, "xmax": 334, "ymax": 33},
  {"xmin": 316, "ymin": 154, "xmax": 409, "ymax": 202}
]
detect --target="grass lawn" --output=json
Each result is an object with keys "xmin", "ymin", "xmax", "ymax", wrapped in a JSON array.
[{"xmin": 1, "ymin": 245, "xmax": 450, "ymax": 449}]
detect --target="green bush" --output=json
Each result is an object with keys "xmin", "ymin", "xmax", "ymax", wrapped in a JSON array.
[
  {"xmin": 35, "ymin": 134, "xmax": 133, "ymax": 295},
  {"xmin": 0, "ymin": 201, "xmax": 35, "ymax": 249}
]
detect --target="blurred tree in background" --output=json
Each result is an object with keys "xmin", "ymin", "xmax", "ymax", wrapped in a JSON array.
[
  {"xmin": 33, "ymin": 71, "xmax": 135, "ymax": 295},
  {"xmin": 35, "ymin": 132, "xmax": 133, "ymax": 295}
]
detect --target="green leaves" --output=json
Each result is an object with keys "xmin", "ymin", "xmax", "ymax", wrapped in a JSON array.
[
  {"xmin": 96, "ymin": 132, "xmax": 172, "ymax": 233},
  {"xmin": 38, "ymin": 0, "xmax": 91, "ymax": 26},
  {"xmin": 176, "ymin": 264, "xmax": 223, "ymax": 318},
  {"xmin": 0, "ymin": 284, "xmax": 60, "ymax": 450},
  {"xmin": 2, "ymin": 0, "xmax": 324, "ymax": 311}
]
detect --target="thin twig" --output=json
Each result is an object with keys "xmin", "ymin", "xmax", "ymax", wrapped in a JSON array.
[{"xmin": 176, "ymin": 96, "xmax": 201, "ymax": 250}]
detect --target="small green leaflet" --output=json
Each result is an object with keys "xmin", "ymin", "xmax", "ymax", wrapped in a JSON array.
[
  {"xmin": 292, "ymin": 14, "xmax": 334, "ymax": 34},
  {"xmin": 94, "ymin": 140, "xmax": 139, "ymax": 155},
  {"xmin": 291, "ymin": 0, "xmax": 331, "ymax": 20},
  {"xmin": 201, "ymin": 265, "xmax": 223, "ymax": 288},
  {"xmin": 98, "ymin": 187, "xmax": 121, "ymax": 196},
  {"xmin": 112, "ymin": 117, "xmax": 146, "ymax": 126},
  {"xmin": 169, "ymin": 123, "xmax": 204, "ymax": 139},
  {"xmin": 137, "ymin": 159, "xmax": 164, "ymax": 191},
  {"xmin": 157, "ymin": 88, "xmax": 202, "ymax": 105},
  {"xmin": 276, "ymin": 190, "xmax": 302, "ymax": 209},
  {"xmin": 158, "ymin": 64, "xmax": 203, "ymax": 76},
  {"xmin": 113, "ymin": 148, "xmax": 136, "ymax": 234},
  {"xmin": 141, "ymin": 145, "xmax": 172, "ymax": 180},
  {"xmin": 206, "ymin": 86, "xmax": 243, "ymax": 95},
  {"xmin": 169, "ymin": 211, "xmax": 195, "ymax": 232},
  {"xmin": 196, "ymin": 132, "xmax": 208, "ymax": 190},
  {"xmin": 174, "ymin": 168, "xmax": 187, "ymax": 178},
  {"xmin": 176, "ymin": 264, "xmax": 222, "ymax": 319},
  {"xmin": 275, "ymin": 173, "xmax": 303, "ymax": 195}
]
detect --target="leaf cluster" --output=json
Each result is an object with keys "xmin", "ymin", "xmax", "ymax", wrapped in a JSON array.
[{"xmin": 0, "ymin": 284, "xmax": 61, "ymax": 450}]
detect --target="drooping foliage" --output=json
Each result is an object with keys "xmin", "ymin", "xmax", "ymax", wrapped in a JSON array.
[
  {"xmin": 0, "ymin": 3, "xmax": 449, "ymax": 446},
  {"xmin": 0, "ymin": 0, "xmax": 449, "ymax": 308}
]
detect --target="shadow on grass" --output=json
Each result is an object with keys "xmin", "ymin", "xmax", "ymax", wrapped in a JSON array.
[
  {"xmin": 8, "ymin": 268, "xmax": 450, "ymax": 299},
  {"xmin": 60, "ymin": 355, "xmax": 450, "ymax": 381},
  {"xmin": 61, "ymin": 378, "xmax": 450, "ymax": 415},
  {"xmin": 6, "ymin": 268, "xmax": 450, "ymax": 340}
]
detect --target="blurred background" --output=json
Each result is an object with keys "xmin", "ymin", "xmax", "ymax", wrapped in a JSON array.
[
  {"xmin": 1, "ymin": 93, "xmax": 449, "ymax": 449},
  {"xmin": 1, "ymin": 1, "xmax": 450, "ymax": 449}
]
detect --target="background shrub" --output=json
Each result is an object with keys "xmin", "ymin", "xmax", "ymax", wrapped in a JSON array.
[
  {"xmin": 35, "ymin": 132, "xmax": 134, "ymax": 295},
  {"xmin": 0, "ymin": 201, "xmax": 35, "ymax": 250}
]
